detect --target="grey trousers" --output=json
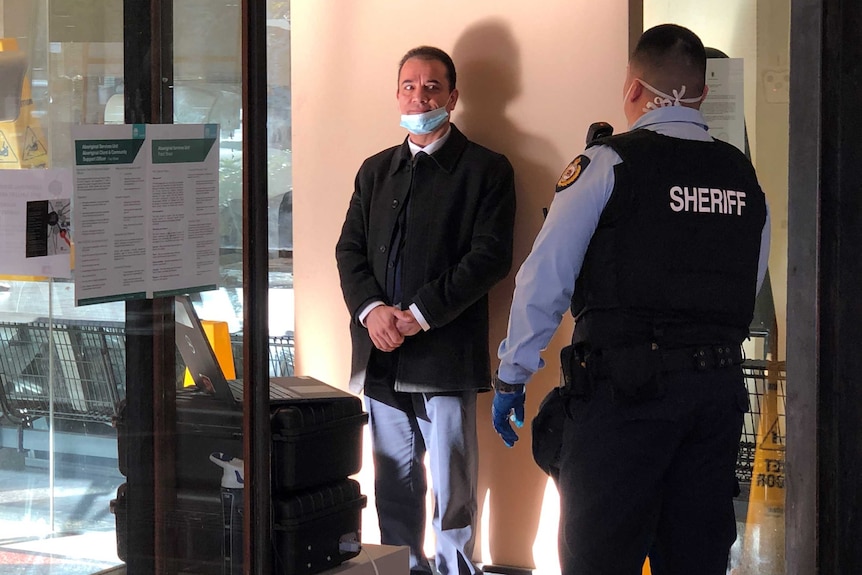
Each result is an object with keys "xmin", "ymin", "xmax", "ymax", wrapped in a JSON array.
[{"xmin": 365, "ymin": 390, "xmax": 480, "ymax": 575}]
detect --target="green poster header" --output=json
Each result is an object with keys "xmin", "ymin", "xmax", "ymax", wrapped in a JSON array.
[
  {"xmin": 75, "ymin": 138, "xmax": 145, "ymax": 166},
  {"xmin": 151, "ymin": 138, "xmax": 216, "ymax": 164}
]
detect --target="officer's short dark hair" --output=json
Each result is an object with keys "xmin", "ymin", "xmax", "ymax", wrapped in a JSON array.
[
  {"xmin": 398, "ymin": 46, "xmax": 457, "ymax": 91},
  {"xmin": 631, "ymin": 24, "xmax": 706, "ymax": 94}
]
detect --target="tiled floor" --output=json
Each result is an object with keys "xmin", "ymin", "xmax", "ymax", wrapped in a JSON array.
[
  {"xmin": 0, "ymin": 452, "xmax": 123, "ymax": 575},
  {"xmin": 0, "ymin": 531, "xmax": 120, "ymax": 575},
  {"xmin": 0, "ymin": 440, "xmax": 785, "ymax": 575}
]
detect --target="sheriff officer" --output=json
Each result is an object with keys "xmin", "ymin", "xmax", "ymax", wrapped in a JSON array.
[{"xmin": 491, "ymin": 24, "xmax": 771, "ymax": 575}]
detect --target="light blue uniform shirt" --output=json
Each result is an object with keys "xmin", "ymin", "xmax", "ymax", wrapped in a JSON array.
[{"xmin": 496, "ymin": 106, "xmax": 772, "ymax": 385}]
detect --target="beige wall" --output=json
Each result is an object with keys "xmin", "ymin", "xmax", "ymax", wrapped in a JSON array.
[{"xmin": 292, "ymin": 0, "xmax": 630, "ymax": 569}]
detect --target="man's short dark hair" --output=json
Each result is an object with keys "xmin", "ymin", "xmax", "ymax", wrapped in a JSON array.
[
  {"xmin": 398, "ymin": 46, "xmax": 457, "ymax": 91},
  {"xmin": 631, "ymin": 24, "xmax": 706, "ymax": 94}
]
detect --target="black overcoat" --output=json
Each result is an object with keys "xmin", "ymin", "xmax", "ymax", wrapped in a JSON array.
[{"xmin": 336, "ymin": 125, "xmax": 516, "ymax": 393}]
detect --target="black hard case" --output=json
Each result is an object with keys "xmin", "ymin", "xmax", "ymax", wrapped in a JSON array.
[
  {"xmin": 109, "ymin": 482, "xmax": 128, "ymax": 563},
  {"xmin": 173, "ymin": 384, "xmax": 367, "ymax": 493},
  {"xmin": 170, "ymin": 479, "xmax": 366, "ymax": 575},
  {"xmin": 116, "ymin": 378, "xmax": 367, "ymax": 490},
  {"xmin": 110, "ymin": 480, "xmax": 366, "ymax": 575},
  {"xmin": 112, "ymin": 378, "xmax": 367, "ymax": 570}
]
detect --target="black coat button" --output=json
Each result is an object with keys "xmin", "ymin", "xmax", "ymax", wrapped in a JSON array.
[
  {"xmin": 391, "ymin": 199, "xmax": 399, "ymax": 208},
  {"xmin": 378, "ymin": 245, "xmax": 387, "ymax": 253}
]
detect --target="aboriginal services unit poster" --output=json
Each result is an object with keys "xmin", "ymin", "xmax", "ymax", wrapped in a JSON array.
[
  {"xmin": 71, "ymin": 123, "xmax": 220, "ymax": 306},
  {"xmin": 0, "ymin": 168, "xmax": 73, "ymax": 279}
]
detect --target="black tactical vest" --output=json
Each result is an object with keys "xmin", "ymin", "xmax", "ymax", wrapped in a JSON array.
[{"xmin": 571, "ymin": 129, "xmax": 767, "ymax": 349}]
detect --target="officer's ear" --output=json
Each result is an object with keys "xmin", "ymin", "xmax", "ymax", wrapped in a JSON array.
[{"xmin": 627, "ymin": 79, "xmax": 644, "ymax": 103}]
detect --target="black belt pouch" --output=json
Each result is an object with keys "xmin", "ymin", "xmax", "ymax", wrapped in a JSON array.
[
  {"xmin": 560, "ymin": 344, "xmax": 591, "ymax": 399},
  {"xmin": 601, "ymin": 344, "xmax": 665, "ymax": 404},
  {"xmin": 531, "ymin": 387, "xmax": 565, "ymax": 481}
]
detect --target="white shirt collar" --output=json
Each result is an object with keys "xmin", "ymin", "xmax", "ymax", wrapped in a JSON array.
[
  {"xmin": 630, "ymin": 106, "xmax": 712, "ymax": 141},
  {"xmin": 408, "ymin": 126, "xmax": 452, "ymax": 157}
]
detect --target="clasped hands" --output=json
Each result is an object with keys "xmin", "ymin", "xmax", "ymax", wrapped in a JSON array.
[
  {"xmin": 367, "ymin": 307, "xmax": 527, "ymax": 448},
  {"xmin": 366, "ymin": 305, "xmax": 421, "ymax": 352}
]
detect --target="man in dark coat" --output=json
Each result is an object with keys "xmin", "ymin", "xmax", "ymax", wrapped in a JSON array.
[{"xmin": 336, "ymin": 45, "xmax": 515, "ymax": 575}]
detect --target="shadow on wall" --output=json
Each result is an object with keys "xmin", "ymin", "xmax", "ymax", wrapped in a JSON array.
[{"xmin": 452, "ymin": 19, "xmax": 568, "ymax": 570}]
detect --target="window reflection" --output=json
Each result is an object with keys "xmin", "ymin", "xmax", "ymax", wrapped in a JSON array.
[
  {"xmin": 170, "ymin": 0, "xmax": 293, "ymax": 341},
  {"xmin": 0, "ymin": 1, "xmax": 127, "ymax": 569},
  {"xmin": 1, "ymin": 0, "xmax": 293, "ymax": 567},
  {"xmin": 2, "ymin": 0, "xmax": 291, "ymax": 571},
  {"xmin": 0, "ymin": 1, "xmax": 276, "ymax": 573}
]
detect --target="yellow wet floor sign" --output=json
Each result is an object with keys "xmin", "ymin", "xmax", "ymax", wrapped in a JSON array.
[
  {"xmin": 0, "ymin": 129, "xmax": 18, "ymax": 164},
  {"xmin": 23, "ymin": 125, "xmax": 48, "ymax": 163},
  {"xmin": 734, "ymin": 360, "xmax": 786, "ymax": 574},
  {"xmin": 0, "ymin": 37, "xmax": 50, "ymax": 169}
]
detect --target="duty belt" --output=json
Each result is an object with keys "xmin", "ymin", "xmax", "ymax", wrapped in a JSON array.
[
  {"xmin": 581, "ymin": 343, "xmax": 744, "ymax": 379},
  {"xmin": 662, "ymin": 344, "xmax": 743, "ymax": 371}
]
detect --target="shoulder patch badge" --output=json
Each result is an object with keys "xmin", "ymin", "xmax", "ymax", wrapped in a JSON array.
[{"xmin": 556, "ymin": 155, "xmax": 591, "ymax": 193}]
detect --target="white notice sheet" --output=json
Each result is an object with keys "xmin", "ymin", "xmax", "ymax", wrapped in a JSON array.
[
  {"xmin": 72, "ymin": 124, "xmax": 220, "ymax": 306},
  {"xmin": 72, "ymin": 124, "xmax": 149, "ymax": 305},
  {"xmin": 148, "ymin": 124, "xmax": 220, "ymax": 298},
  {"xmin": 703, "ymin": 58, "xmax": 746, "ymax": 154},
  {"xmin": 0, "ymin": 168, "xmax": 73, "ymax": 278}
]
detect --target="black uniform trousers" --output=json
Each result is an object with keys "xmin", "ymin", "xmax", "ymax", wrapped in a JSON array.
[{"xmin": 558, "ymin": 365, "xmax": 748, "ymax": 575}]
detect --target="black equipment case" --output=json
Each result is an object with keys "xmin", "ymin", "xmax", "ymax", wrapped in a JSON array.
[
  {"xmin": 109, "ymin": 482, "xmax": 128, "ymax": 563},
  {"xmin": 173, "ymin": 379, "xmax": 367, "ymax": 493},
  {"xmin": 171, "ymin": 480, "xmax": 366, "ymax": 575},
  {"xmin": 112, "ymin": 375, "xmax": 368, "ymax": 575},
  {"xmin": 168, "ymin": 295, "xmax": 368, "ymax": 492},
  {"xmin": 111, "ymin": 479, "xmax": 367, "ymax": 575},
  {"xmin": 116, "ymin": 377, "xmax": 367, "ymax": 492}
]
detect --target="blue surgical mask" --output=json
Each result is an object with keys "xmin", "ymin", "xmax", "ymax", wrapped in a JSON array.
[{"xmin": 400, "ymin": 106, "xmax": 449, "ymax": 135}]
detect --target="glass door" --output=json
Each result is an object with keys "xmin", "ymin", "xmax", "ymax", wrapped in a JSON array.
[
  {"xmin": 1, "ymin": 1, "xmax": 292, "ymax": 572},
  {"xmin": 0, "ymin": 0, "xmax": 126, "ymax": 572}
]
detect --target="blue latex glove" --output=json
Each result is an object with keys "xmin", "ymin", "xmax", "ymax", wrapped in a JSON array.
[{"xmin": 492, "ymin": 385, "xmax": 526, "ymax": 448}]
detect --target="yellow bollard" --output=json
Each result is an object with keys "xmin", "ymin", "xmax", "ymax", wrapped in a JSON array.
[
  {"xmin": 734, "ymin": 360, "xmax": 785, "ymax": 574},
  {"xmin": 183, "ymin": 319, "xmax": 236, "ymax": 387}
]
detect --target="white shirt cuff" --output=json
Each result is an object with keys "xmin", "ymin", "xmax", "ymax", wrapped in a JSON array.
[
  {"xmin": 358, "ymin": 300, "xmax": 384, "ymax": 327},
  {"xmin": 409, "ymin": 303, "xmax": 431, "ymax": 331}
]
